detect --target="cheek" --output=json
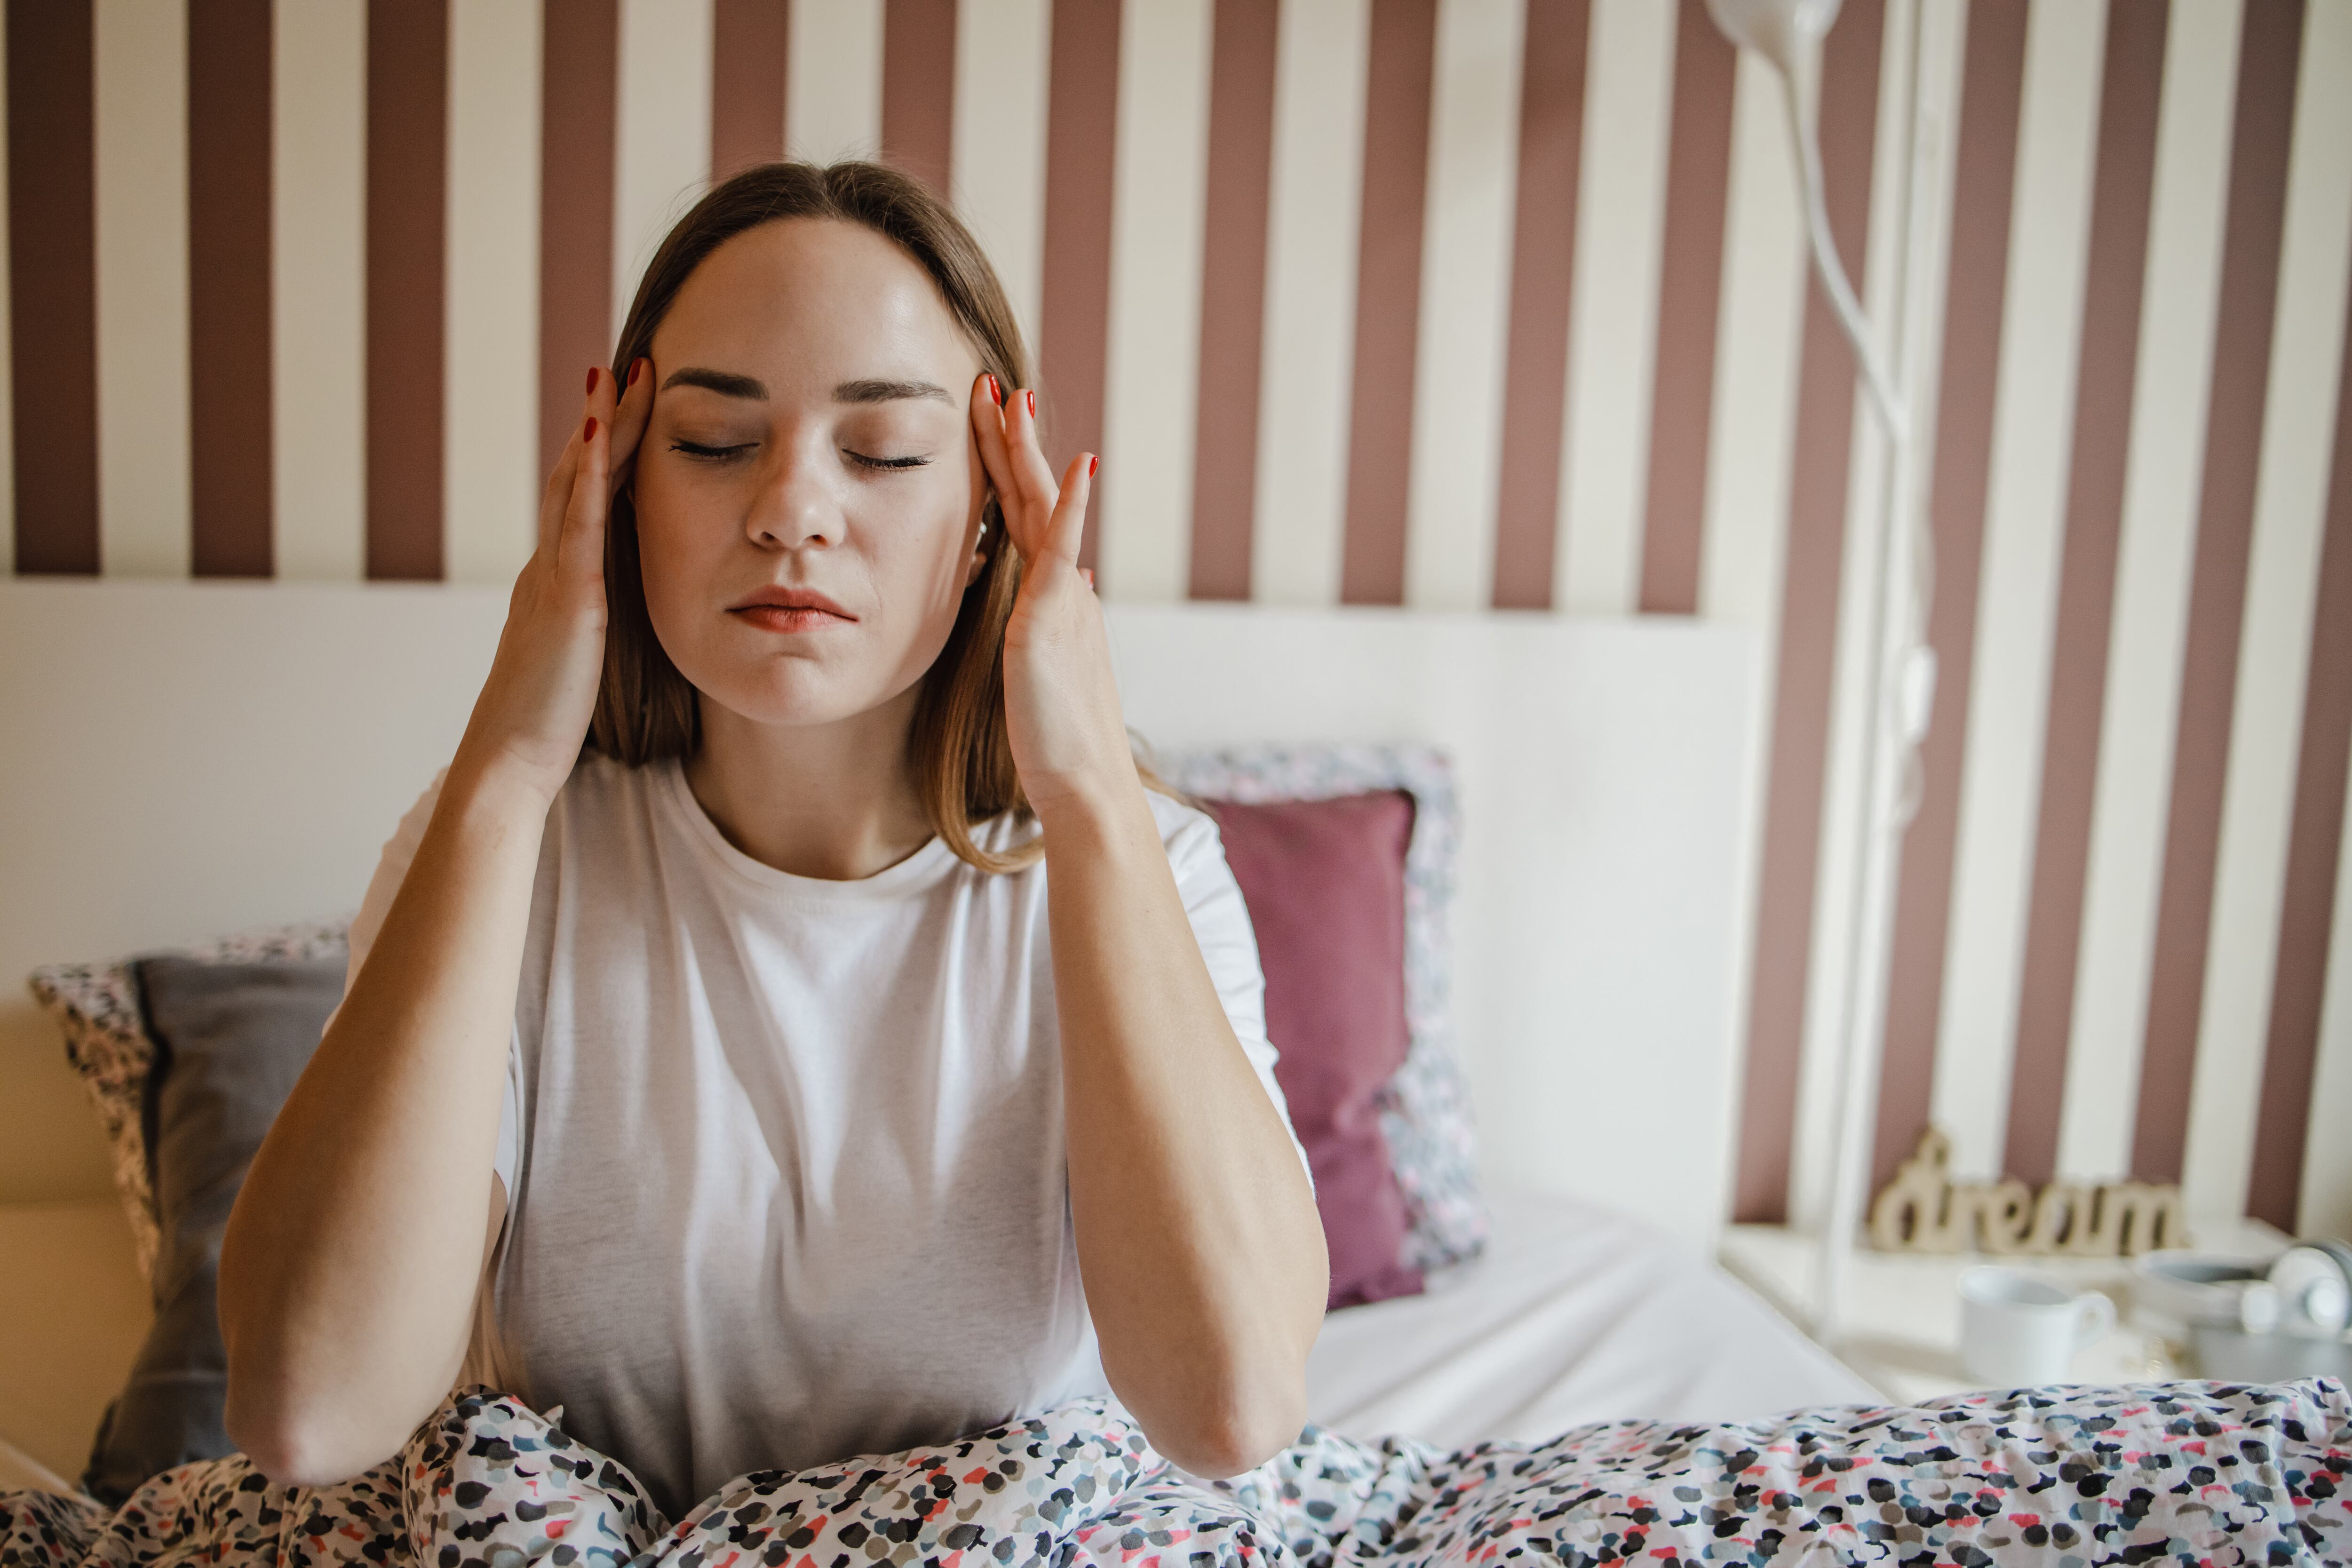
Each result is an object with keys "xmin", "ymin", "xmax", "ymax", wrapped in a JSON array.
[{"xmin": 632, "ymin": 464, "xmax": 731, "ymax": 592}]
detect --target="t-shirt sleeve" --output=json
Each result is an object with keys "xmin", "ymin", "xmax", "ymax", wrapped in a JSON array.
[
  {"xmin": 1156, "ymin": 795, "xmax": 1315, "ymax": 1194},
  {"xmin": 344, "ymin": 771, "xmax": 524, "ymax": 1203}
]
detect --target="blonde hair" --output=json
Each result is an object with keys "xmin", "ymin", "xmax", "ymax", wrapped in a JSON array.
[{"xmin": 589, "ymin": 161, "xmax": 1047, "ymax": 872}]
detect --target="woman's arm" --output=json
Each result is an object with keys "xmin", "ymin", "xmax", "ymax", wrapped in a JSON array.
[
  {"xmin": 216, "ymin": 365, "xmax": 652, "ymax": 1487},
  {"xmin": 1041, "ymin": 788, "xmax": 1329, "ymax": 1477},
  {"xmin": 968, "ymin": 378, "xmax": 1328, "ymax": 1479}
]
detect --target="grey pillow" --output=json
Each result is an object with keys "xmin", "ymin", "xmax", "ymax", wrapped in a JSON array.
[{"xmin": 80, "ymin": 953, "xmax": 343, "ymax": 1504}]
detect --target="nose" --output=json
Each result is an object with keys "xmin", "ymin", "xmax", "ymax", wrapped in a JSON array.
[{"xmin": 745, "ymin": 433, "xmax": 841, "ymax": 551}]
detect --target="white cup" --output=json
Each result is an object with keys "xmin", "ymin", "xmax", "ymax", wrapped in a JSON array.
[{"xmin": 1958, "ymin": 1266, "xmax": 2116, "ymax": 1387}]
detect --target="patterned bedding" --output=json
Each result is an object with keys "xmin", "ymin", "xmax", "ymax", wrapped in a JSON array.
[{"xmin": 5, "ymin": 1380, "xmax": 2346, "ymax": 1568}]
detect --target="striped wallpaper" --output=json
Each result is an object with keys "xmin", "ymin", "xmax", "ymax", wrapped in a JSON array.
[{"xmin": 4, "ymin": 0, "xmax": 2350, "ymax": 1239}]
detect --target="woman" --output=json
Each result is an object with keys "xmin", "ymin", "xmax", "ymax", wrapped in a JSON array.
[{"xmin": 216, "ymin": 161, "xmax": 1329, "ymax": 1520}]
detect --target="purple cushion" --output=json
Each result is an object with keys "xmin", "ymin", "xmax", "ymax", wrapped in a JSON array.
[{"xmin": 1204, "ymin": 791, "xmax": 1424, "ymax": 1309}]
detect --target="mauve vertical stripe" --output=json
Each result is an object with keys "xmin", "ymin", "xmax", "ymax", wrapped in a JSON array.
[
  {"xmin": 1731, "ymin": 0, "xmax": 1882, "ymax": 1225},
  {"xmin": 538, "ymin": 0, "xmax": 617, "ymax": 480},
  {"xmin": 712, "ymin": 0, "xmax": 788, "ymax": 177},
  {"xmin": 882, "ymin": 0, "xmax": 955, "ymax": 197},
  {"xmin": 1040, "ymin": 0, "xmax": 1119, "ymax": 574},
  {"xmin": 1338, "ymin": 0, "xmax": 1437, "ymax": 607},
  {"xmin": 2249, "ymin": 289, "xmax": 2352, "ymax": 1232},
  {"xmin": 1873, "ymin": 0, "xmax": 2031, "ymax": 1192},
  {"xmin": 7, "ymin": 0, "xmax": 99, "ymax": 575},
  {"xmin": 2130, "ymin": 0, "xmax": 2305, "ymax": 1185},
  {"xmin": 365, "ymin": 0, "xmax": 446, "ymax": 581},
  {"xmin": 1187, "ymin": 0, "xmax": 1278, "ymax": 602},
  {"xmin": 188, "ymin": 0, "xmax": 274, "ymax": 579},
  {"xmin": 1635, "ymin": 0, "xmax": 1734, "ymax": 617},
  {"xmin": 1997, "ymin": 0, "xmax": 2168, "ymax": 1187},
  {"xmin": 1489, "ymin": 0, "xmax": 1587, "ymax": 611}
]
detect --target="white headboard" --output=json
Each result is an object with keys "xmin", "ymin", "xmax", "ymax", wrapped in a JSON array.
[{"xmin": 0, "ymin": 581, "xmax": 1759, "ymax": 1248}]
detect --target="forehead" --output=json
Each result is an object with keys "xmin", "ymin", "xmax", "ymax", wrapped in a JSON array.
[{"xmin": 652, "ymin": 217, "xmax": 978, "ymax": 383}]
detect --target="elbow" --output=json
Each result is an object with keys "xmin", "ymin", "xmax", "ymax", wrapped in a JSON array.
[
  {"xmin": 1146, "ymin": 1376, "xmax": 1307, "ymax": 1480},
  {"xmin": 223, "ymin": 1384, "xmax": 395, "ymax": 1491}
]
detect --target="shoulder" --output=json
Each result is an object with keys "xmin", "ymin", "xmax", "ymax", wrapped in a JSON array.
[{"xmin": 1143, "ymin": 786, "xmax": 1226, "ymax": 874}]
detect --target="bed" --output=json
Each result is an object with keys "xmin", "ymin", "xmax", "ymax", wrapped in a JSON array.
[{"xmin": 0, "ymin": 579, "xmax": 1873, "ymax": 1497}]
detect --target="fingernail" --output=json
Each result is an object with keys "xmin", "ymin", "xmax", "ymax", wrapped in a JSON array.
[
  {"xmin": 584, "ymin": 415, "xmax": 599, "ymax": 443},
  {"xmin": 1025, "ymin": 390, "xmax": 1036, "ymax": 418},
  {"xmin": 628, "ymin": 359, "xmax": 645, "ymax": 387},
  {"xmin": 987, "ymin": 373, "xmax": 1001, "ymax": 406},
  {"xmin": 1088, "ymin": 454, "xmax": 1098, "ymax": 477},
  {"xmin": 586, "ymin": 366, "xmax": 599, "ymax": 397}
]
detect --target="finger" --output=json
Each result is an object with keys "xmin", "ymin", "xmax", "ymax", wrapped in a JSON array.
[
  {"xmin": 969, "ymin": 373, "xmax": 1021, "ymax": 522},
  {"xmin": 1004, "ymin": 387, "xmax": 1061, "ymax": 512},
  {"xmin": 538, "ymin": 418, "xmax": 586, "ymax": 557},
  {"xmin": 1045, "ymin": 452, "xmax": 1093, "ymax": 568},
  {"xmin": 608, "ymin": 357, "xmax": 655, "ymax": 491},
  {"xmin": 558, "ymin": 409, "xmax": 610, "ymax": 584}
]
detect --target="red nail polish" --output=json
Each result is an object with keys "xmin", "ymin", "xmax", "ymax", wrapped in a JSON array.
[
  {"xmin": 987, "ymin": 374, "xmax": 1001, "ymax": 406},
  {"xmin": 584, "ymin": 415, "xmax": 598, "ymax": 443},
  {"xmin": 586, "ymin": 366, "xmax": 599, "ymax": 397},
  {"xmin": 628, "ymin": 359, "xmax": 645, "ymax": 387},
  {"xmin": 1025, "ymin": 390, "xmax": 1036, "ymax": 417},
  {"xmin": 1088, "ymin": 454, "xmax": 1098, "ymax": 477}
]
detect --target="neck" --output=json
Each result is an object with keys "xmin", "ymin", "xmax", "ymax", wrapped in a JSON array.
[{"xmin": 682, "ymin": 685, "xmax": 936, "ymax": 881}]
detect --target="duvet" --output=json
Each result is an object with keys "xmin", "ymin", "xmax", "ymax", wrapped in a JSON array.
[{"xmin": 5, "ymin": 1380, "xmax": 2347, "ymax": 1568}]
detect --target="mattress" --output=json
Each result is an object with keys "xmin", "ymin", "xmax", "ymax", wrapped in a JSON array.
[{"xmin": 1304, "ymin": 1185, "xmax": 1880, "ymax": 1446}]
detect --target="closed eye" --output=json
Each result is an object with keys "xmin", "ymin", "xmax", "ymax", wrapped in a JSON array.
[
  {"xmin": 670, "ymin": 439, "xmax": 756, "ymax": 462},
  {"xmin": 844, "ymin": 450, "xmax": 930, "ymax": 471}
]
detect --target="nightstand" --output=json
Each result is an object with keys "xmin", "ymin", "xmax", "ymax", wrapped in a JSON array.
[{"xmin": 1718, "ymin": 1218, "xmax": 2291, "ymax": 1402}]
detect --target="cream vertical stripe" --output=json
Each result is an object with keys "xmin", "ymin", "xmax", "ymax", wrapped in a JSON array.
[
  {"xmin": 1699, "ymin": 53, "xmax": 1806, "ymax": 635},
  {"xmin": 1552, "ymin": 0, "xmax": 1672, "ymax": 616},
  {"xmin": 2304, "ymin": 754, "xmax": 2352, "ymax": 1239},
  {"xmin": 2066, "ymin": 0, "xmax": 2242, "ymax": 1181},
  {"xmin": 0, "ymin": 8, "xmax": 13, "ymax": 578},
  {"xmin": 445, "ymin": 0, "xmax": 543, "ymax": 588},
  {"xmin": 93, "ymin": 0, "xmax": 191, "ymax": 579},
  {"xmin": 954, "ymin": 0, "xmax": 1051, "ymax": 355},
  {"xmin": 1251, "ymin": 0, "xmax": 1370, "ymax": 608},
  {"xmin": 2181, "ymin": 2, "xmax": 2352, "ymax": 1222},
  {"xmin": 1403, "ymin": 0, "xmax": 1523, "ymax": 613},
  {"xmin": 1098, "ymin": 0, "xmax": 1212, "ymax": 603},
  {"xmin": 272, "ymin": 0, "xmax": 367, "ymax": 583},
  {"xmin": 1789, "ymin": 0, "xmax": 1943, "ymax": 1228},
  {"xmin": 616, "ymin": 0, "xmax": 715, "ymax": 335},
  {"xmin": 1931, "ymin": 0, "xmax": 2106, "ymax": 1181},
  {"xmin": 1870, "ymin": 0, "xmax": 1969, "ymax": 1170},
  {"xmin": 1700, "ymin": 52, "xmax": 1810, "ymax": 1199},
  {"xmin": 790, "ymin": 0, "xmax": 886, "ymax": 164}
]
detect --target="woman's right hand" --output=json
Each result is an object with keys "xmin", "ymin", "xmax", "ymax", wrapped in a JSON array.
[{"xmin": 453, "ymin": 360, "xmax": 655, "ymax": 807}]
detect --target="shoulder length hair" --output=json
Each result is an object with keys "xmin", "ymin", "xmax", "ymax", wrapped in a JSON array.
[{"xmin": 589, "ymin": 160, "xmax": 1045, "ymax": 874}]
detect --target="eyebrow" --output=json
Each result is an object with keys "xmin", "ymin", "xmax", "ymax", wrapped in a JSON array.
[
  {"xmin": 833, "ymin": 377, "xmax": 955, "ymax": 406},
  {"xmin": 662, "ymin": 366, "xmax": 767, "ymax": 399},
  {"xmin": 657, "ymin": 369, "xmax": 957, "ymax": 407}
]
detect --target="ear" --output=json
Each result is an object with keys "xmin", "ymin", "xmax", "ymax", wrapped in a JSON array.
[{"xmin": 964, "ymin": 495, "xmax": 995, "ymax": 588}]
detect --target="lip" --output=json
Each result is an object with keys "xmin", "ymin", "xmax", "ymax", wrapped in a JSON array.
[{"xmin": 728, "ymin": 585, "xmax": 857, "ymax": 633}]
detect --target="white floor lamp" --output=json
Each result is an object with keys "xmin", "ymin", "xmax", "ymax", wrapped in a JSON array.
[{"xmin": 1704, "ymin": 0, "xmax": 1942, "ymax": 1341}]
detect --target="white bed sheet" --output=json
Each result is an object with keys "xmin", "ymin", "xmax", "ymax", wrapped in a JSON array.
[{"xmin": 1304, "ymin": 1186, "xmax": 1879, "ymax": 1446}]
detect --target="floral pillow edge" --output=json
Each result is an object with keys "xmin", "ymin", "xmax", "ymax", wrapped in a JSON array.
[{"xmin": 26, "ymin": 918, "xmax": 351, "ymax": 1284}]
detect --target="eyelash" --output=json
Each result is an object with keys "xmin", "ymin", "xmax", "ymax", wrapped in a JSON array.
[{"xmin": 666, "ymin": 440, "xmax": 929, "ymax": 472}]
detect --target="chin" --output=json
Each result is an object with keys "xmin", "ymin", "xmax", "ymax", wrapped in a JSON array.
[{"xmin": 683, "ymin": 645, "xmax": 927, "ymax": 733}]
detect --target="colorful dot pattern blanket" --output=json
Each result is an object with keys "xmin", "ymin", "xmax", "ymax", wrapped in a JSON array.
[{"xmin": 5, "ymin": 1380, "xmax": 2345, "ymax": 1568}]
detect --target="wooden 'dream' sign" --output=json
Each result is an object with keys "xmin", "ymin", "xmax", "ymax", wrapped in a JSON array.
[{"xmin": 1868, "ymin": 1128, "xmax": 2186, "ymax": 1258}]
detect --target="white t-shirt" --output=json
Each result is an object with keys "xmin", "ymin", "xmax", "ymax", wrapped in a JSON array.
[{"xmin": 347, "ymin": 753, "xmax": 1305, "ymax": 1520}]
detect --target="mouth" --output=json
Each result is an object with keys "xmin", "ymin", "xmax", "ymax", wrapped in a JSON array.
[{"xmin": 728, "ymin": 586, "xmax": 858, "ymax": 634}]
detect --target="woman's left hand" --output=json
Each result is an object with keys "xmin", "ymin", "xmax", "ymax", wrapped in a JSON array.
[{"xmin": 969, "ymin": 374, "xmax": 1136, "ymax": 817}]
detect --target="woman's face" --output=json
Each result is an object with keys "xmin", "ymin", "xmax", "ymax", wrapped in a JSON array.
[{"xmin": 633, "ymin": 218, "xmax": 989, "ymax": 732}]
